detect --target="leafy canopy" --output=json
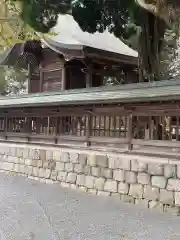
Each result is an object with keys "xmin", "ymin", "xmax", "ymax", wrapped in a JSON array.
[
  {"xmin": 9, "ymin": 0, "xmax": 71, "ymax": 33},
  {"xmin": 9, "ymin": 0, "xmax": 144, "ymax": 36},
  {"xmin": 0, "ymin": 66, "xmax": 27, "ymax": 95},
  {"xmin": 0, "ymin": 0, "xmax": 39, "ymax": 48},
  {"xmin": 8, "ymin": 0, "xmax": 180, "ymax": 79}
]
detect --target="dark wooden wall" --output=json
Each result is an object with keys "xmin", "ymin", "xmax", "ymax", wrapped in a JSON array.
[
  {"xmin": 40, "ymin": 48, "xmax": 65, "ymax": 92},
  {"xmin": 29, "ymin": 68, "xmax": 40, "ymax": 93},
  {"xmin": 28, "ymin": 47, "xmax": 137, "ymax": 94},
  {"xmin": 65, "ymin": 60, "xmax": 86, "ymax": 89},
  {"xmin": 92, "ymin": 74, "xmax": 103, "ymax": 87}
]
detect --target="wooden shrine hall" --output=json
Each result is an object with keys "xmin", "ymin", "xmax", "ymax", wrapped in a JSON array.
[
  {"xmin": 0, "ymin": 14, "xmax": 138, "ymax": 94},
  {"xmin": 0, "ymin": 15, "xmax": 180, "ymax": 157}
]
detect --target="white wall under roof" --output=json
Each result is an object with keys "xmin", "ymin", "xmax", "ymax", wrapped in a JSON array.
[{"xmin": 49, "ymin": 14, "xmax": 138, "ymax": 58}]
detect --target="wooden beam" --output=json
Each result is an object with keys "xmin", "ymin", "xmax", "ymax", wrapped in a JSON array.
[
  {"xmin": 83, "ymin": 67, "xmax": 123, "ymax": 78},
  {"xmin": 132, "ymin": 139, "xmax": 180, "ymax": 148}
]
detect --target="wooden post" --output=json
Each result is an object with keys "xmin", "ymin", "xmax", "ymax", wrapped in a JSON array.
[
  {"xmin": 39, "ymin": 66, "xmax": 43, "ymax": 92},
  {"xmin": 61, "ymin": 67, "xmax": 66, "ymax": 90},
  {"xmin": 127, "ymin": 114, "xmax": 133, "ymax": 150},
  {"xmin": 47, "ymin": 117, "xmax": 50, "ymax": 135},
  {"xmin": 4, "ymin": 116, "xmax": 7, "ymax": 139},
  {"xmin": 4, "ymin": 116, "xmax": 7, "ymax": 132},
  {"xmin": 23, "ymin": 117, "xmax": 31, "ymax": 141},
  {"xmin": 85, "ymin": 67, "xmax": 92, "ymax": 145},
  {"xmin": 145, "ymin": 116, "xmax": 153, "ymax": 140},
  {"xmin": 86, "ymin": 69, "xmax": 92, "ymax": 88},
  {"xmin": 55, "ymin": 116, "xmax": 60, "ymax": 136},
  {"xmin": 27, "ymin": 117, "xmax": 32, "ymax": 134},
  {"xmin": 169, "ymin": 116, "xmax": 172, "ymax": 140},
  {"xmin": 36, "ymin": 117, "xmax": 41, "ymax": 134},
  {"xmin": 27, "ymin": 63, "xmax": 31, "ymax": 94},
  {"xmin": 86, "ymin": 113, "xmax": 92, "ymax": 146},
  {"xmin": 149, "ymin": 116, "xmax": 153, "ymax": 140},
  {"xmin": 176, "ymin": 116, "xmax": 179, "ymax": 141}
]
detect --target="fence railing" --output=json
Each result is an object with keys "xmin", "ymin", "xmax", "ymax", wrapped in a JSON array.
[{"xmin": 1, "ymin": 104, "xmax": 180, "ymax": 155}]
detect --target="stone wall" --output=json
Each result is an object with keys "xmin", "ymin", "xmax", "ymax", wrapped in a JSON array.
[{"xmin": 0, "ymin": 143, "xmax": 180, "ymax": 215}]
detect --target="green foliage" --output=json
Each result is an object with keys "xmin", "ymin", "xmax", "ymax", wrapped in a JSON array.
[
  {"xmin": 10, "ymin": 0, "xmax": 71, "ymax": 33},
  {"xmin": 159, "ymin": 29, "xmax": 177, "ymax": 80},
  {"xmin": 72, "ymin": 0, "xmax": 140, "ymax": 39},
  {"xmin": 9, "ymin": 0, "xmax": 177, "ymax": 79},
  {"xmin": 10, "ymin": 0, "xmax": 141, "ymax": 38},
  {"xmin": 0, "ymin": 0, "xmax": 37, "ymax": 47},
  {"xmin": 0, "ymin": 66, "xmax": 27, "ymax": 95}
]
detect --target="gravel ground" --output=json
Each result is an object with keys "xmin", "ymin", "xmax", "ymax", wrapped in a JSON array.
[{"xmin": 0, "ymin": 173, "xmax": 180, "ymax": 239}]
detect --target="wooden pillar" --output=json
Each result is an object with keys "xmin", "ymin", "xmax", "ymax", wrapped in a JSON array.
[
  {"xmin": 4, "ymin": 116, "xmax": 7, "ymax": 140},
  {"xmin": 169, "ymin": 117, "xmax": 172, "ymax": 140},
  {"xmin": 4, "ymin": 116, "xmax": 7, "ymax": 132},
  {"xmin": 85, "ymin": 68, "xmax": 92, "ymax": 145},
  {"xmin": 138, "ymin": 65, "xmax": 143, "ymax": 82},
  {"xmin": 86, "ymin": 70, "xmax": 92, "ymax": 88},
  {"xmin": 55, "ymin": 117, "xmax": 60, "ymax": 136},
  {"xmin": 27, "ymin": 63, "xmax": 31, "ymax": 94},
  {"xmin": 86, "ymin": 113, "xmax": 92, "ymax": 146},
  {"xmin": 176, "ymin": 117, "xmax": 179, "ymax": 141},
  {"xmin": 39, "ymin": 66, "xmax": 43, "ymax": 92},
  {"xmin": 61, "ymin": 66, "xmax": 66, "ymax": 90},
  {"xmin": 47, "ymin": 117, "xmax": 50, "ymax": 135},
  {"xmin": 36, "ymin": 118, "xmax": 41, "ymax": 134},
  {"xmin": 145, "ymin": 117, "xmax": 153, "ymax": 140},
  {"xmin": 127, "ymin": 114, "xmax": 133, "ymax": 150},
  {"xmin": 26, "ymin": 117, "xmax": 32, "ymax": 134}
]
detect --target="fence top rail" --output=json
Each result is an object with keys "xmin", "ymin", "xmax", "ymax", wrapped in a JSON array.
[{"xmin": 1, "ymin": 79, "xmax": 180, "ymax": 108}]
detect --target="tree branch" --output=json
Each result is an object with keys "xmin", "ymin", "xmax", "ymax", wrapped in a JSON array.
[{"xmin": 135, "ymin": 0, "xmax": 170, "ymax": 26}]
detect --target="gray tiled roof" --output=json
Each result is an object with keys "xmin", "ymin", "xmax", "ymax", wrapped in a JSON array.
[
  {"xmin": 0, "ymin": 80, "xmax": 180, "ymax": 108},
  {"xmin": 46, "ymin": 14, "xmax": 138, "ymax": 58},
  {"xmin": 0, "ymin": 15, "xmax": 138, "ymax": 68}
]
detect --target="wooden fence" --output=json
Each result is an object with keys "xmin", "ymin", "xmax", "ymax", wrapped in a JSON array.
[{"xmin": 0, "ymin": 102, "xmax": 180, "ymax": 154}]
